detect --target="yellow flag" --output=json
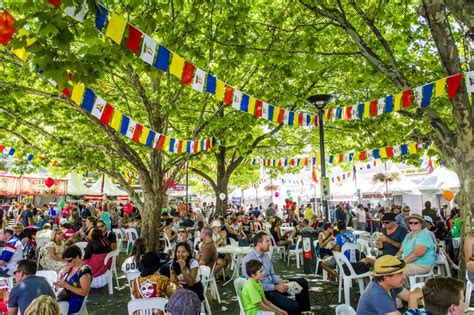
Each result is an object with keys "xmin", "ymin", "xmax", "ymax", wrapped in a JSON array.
[
  {"xmin": 380, "ymin": 147, "xmax": 388, "ymax": 159},
  {"xmin": 169, "ymin": 53, "xmax": 185, "ymax": 78},
  {"xmin": 163, "ymin": 136, "xmax": 171, "ymax": 152},
  {"xmin": 139, "ymin": 127, "xmax": 150, "ymax": 145},
  {"xmin": 12, "ymin": 28, "xmax": 37, "ymax": 61},
  {"xmin": 71, "ymin": 83, "xmax": 85, "ymax": 105},
  {"xmin": 110, "ymin": 109, "xmax": 122, "ymax": 131},
  {"xmin": 105, "ymin": 13, "xmax": 127, "ymax": 44},
  {"xmin": 363, "ymin": 102, "xmax": 370, "ymax": 118},
  {"xmin": 435, "ymin": 78, "xmax": 446, "ymax": 97},
  {"xmin": 393, "ymin": 93, "xmax": 402, "ymax": 112},
  {"xmin": 354, "ymin": 151, "xmax": 360, "ymax": 161},
  {"xmin": 13, "ymin": 48, "xmax": 28, "ymax": 61},
  {"xmin": 215, "ymin": 80, "xmax": 225, "ymax": 101},
  {"xmin": 248, "ymin": 97, "xmax": 256, "ymax": 114},
  {"xmin": 408, "ymin": 143, "xmax": 417, "ymax": 154}
]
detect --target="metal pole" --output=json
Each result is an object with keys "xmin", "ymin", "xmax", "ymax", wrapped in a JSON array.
[
  {"xmin": 318, "ymin": 110, "xmax": 329, "ymax": 222},
  {"xmin": 185, "ymin": 165, "xmax": 189, "ymax": 213},
  {"xmin": 384, "ymin": 161, "xmax": 389, "ymax": 206}
]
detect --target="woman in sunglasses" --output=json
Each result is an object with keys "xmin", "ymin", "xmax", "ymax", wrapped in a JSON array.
[
  {"xmin": 395, "ymin": 214, "xmax": 436, "ymax": 276},
  {"xmin": 56, "ymin": 245, "xmax": 92, "ymax": 314}
]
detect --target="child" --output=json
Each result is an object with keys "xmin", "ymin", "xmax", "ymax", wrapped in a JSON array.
[{"xmin": 241, "ymin": 259, "xmax": 287, "ymax": 315}]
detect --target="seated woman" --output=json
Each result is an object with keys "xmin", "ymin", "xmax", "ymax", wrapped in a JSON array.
[
  {"xmin": 164, "ymin": 218, "xmax": 177, "ymax": 248},
  {"xmin": 39, "ymin": 228, "xmax": 67, "ymax": 273},
  {"xmin": 56, "ymin": 245, "xmax": 92, "ymax": 314},
  {"xmin": 132, "ymin": 251, "xmax": 176, "ymax": 299},
  {"xmin": 122, "ymin": 238, "xmax": 147, "ymax": 274},
  {"xmin": 396, "ymin": 214, "xmax": 435, "ymax": 276},
  {"xmin": 169, "ymin": 242, "xmax": 205, "ymax": 301},
  {"xmin": 83, "ymin": 228, "xmax": 112, "ymax": 288},
  {"xmin": 270, "ymin": 217, "xmax": 292, "ymax": 253}
]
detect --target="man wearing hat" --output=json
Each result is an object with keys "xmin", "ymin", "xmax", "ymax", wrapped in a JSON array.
[{"xmin": 357, "ymin": 255, "xmax": 420, "ymax": 314}]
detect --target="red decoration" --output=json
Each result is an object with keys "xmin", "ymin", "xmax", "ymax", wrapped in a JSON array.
[
  {"xmin": 181, "ymin": 61, "xmax": 196, "ymax": 86},
  {"xmin": 223, "ymin": 85, "xmax": 234, "ymax": 106},
  {"xmin": 0, "ymin": 10, "xmax": 16, "ymax": 46},
  {"xmin": 47, "ymin": 0, "xmax": 61, "ymax": 8},
  {"xmin": 45, "ymin": 177, "xmax": 55, "ymax": 188},
  {"xmin": 126, "ymin": 24, "xmax": 142, "ymax": 54},
  {"xmin": 447, "ymin": 74, "xmax": 463, "ymax": 99}
]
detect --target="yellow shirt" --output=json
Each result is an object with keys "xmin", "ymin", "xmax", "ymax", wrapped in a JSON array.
[{"xmin": 304, "ymin": 207, "xmax": 315, "ymax": 220}]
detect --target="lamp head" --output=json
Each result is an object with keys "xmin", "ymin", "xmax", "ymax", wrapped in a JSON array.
[{"xmin": 307, "ymin": 94, "xmax": 333, "ymax": 110}]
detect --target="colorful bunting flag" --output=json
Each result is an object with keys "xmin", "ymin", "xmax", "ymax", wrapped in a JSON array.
[
  {"xmin": 105, "ymin": 12, "xmax": 128, "ymax": 44},
  {"xmin": 447, "ymin": 74, "xmax": 463, "ymax": 98},
  {"xmin": 140, "ymin": 35, "xmax": 157, "ymax": 65},
  {"xmin": 181, "ymin": 61, "xmax": 195, "ymax": 85},
  {"xmin": 191, "ymin": 68, "xmax": 206, "ymax": 92},
  {"xmin": 126, "ymin": 24, "xmax": 142, "ymax": 54},
  {"xmin": 95, "ymin": 4, "xmax": 108, "ymax": 32}
]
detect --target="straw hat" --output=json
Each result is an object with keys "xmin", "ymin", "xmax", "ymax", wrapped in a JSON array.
[
  {"xmin": 373, "ymin": 255, "xmax": 405, "ymax": 276},
  {"xmin": 404, "ymin": 214, "xmax": 427, "ymax": 229}
]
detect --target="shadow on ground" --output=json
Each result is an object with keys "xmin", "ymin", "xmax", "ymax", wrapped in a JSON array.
[{"xmin": 87, "ymin": 254, "xmax": 362, "ymax": 315}]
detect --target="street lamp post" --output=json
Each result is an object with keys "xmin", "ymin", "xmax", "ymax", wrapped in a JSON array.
[{"xmin": 307, "ymin": 94, "xmax": 333, "ymax": 223}]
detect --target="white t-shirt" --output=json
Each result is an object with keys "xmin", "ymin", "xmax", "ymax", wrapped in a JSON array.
[
  {"xmin": 121, "ymin": 255, "xmax": 138, "ymax": 274},
  {"xmin": 358, "ymin": 209, "xmax": 366, "ymax": 223},
  {"xmin": 177, "ymin": 259, "xmax": 199, "ymax": 285}
]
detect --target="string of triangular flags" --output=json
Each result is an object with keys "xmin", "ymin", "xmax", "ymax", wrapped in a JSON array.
[
  {"xmin": 249, "ymin": 142, "xmax": 429, "ymax": 168},
  {"xmin": 0, "ymin": 145, "xmax": 34, "ymax": 161},
  {"xmin": 47, "ymin": 2, "xmax": 466, "ymax": 128},
  {"xmin": 0, "ymin": 9, "xmax": 215, "ymax": 155}
]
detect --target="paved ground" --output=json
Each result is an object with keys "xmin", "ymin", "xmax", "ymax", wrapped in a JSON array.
[{"xmin": 87, "ymin": 252, "xmax": 360, "ymax": 315}]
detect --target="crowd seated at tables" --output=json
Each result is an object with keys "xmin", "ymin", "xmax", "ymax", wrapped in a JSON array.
[{"xmin": 0, "ymin": 198, "xmax": 464, "ymax": 314}]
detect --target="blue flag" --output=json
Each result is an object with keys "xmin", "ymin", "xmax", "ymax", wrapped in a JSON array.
[
  {"xmin": 206, "ymin": 74, "xmax": 216, "ymax": 94},
  {"xmin": 95, "ymin": 4, "xmax": 108, "ymax": 32},
  {"xmin": 120, "ymin": 116, "xmax": 130, "ymax": 136},
  {"xmin": 81, "ymin": 89, "xmax": 95, "ymax": 113},
  {"xmin": 154, "ymin": 45, "xmax": 170, "ymax": 72}
]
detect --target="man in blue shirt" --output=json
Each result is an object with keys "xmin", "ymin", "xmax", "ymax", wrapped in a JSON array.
[
  {"xmin": 0, "ymin": 228, "xmax": 23, "ymax": 277},
  {"xmin": 241, "ymin": 232, "xmax": 310, "ymax": 315},
  {"xmin": 357, "ymin": 255, "xmax": 418, "ymax": 315}
]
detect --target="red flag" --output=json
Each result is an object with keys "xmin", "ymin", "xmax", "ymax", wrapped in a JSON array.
[
  {"xmin": 126, "ymin": 24, "xmax": 142, "ymax": 54},
  {"xmin": 176, "ymin": 140, "xmax": 183, "ymax": 153},
  {"xmin": 447, "ymin": 74, "xmax": 463, "ymax": 98},
  {"xmin": 0, "ymin": 10, "xmax": 16, "ymax": 46},
  {"xmin": 61, "ymin": 87, "xmax": 71, "ymax": 97},
  {"xmin": 223, "ymin": 85, "xmax": 233, "ymax": 106},
  {"xmin": 345, "ymin": 106, "xmax": 352, "ymax": 120},
  {"xmin": 370, "ymin": 100, "xmax": 377, "ymax": 117},
  {"xmin": 359, "ymin": 151, "xmax": 367, "ymax": 161},
  {"xmin": 100, "ymin": 104, "xmax": 114, "ymax": 125},
  {"xmin": 326, "ymin": 108, "xmax": 332, "ymax": 120},
  {"xmin": 297, "ymin": 112, "xmax": 303, "ymax": 126},
  {"xmin": 255, "ymin": 100, "xmax": 263, "ymax": 117},
  {"xmin": 132, "ymin": 124, "xmax": 143, "ymax": 142},
  {"xmin": 48, "ymin": 0, "xmax": 61, "ymax": 8},
  {"xmin": 312, "ymin": 166, "xmax": 318, "ymax": 183},
  {"xmin": 277, "ymin": 108, "xmax": 285, "ymax": 124},
  {"xmin": 290, "ymin": 159, "xmax": 295, "ymax": 166},
  {"xmin": 181, "ymin": 61, "xmax": 196, "ymax": 86},
  {"xmin": 385, "ymin": 146, "xmax": 394, "ymax": 158},
  {"xmin": 0, "ymin": 146, "xmax": 4, "ymax": 153},
  {"xmin": 402, "ymin": 90, "xmax": 412, "ymax": 108},
  {"xmin": 278, "ymin": 160, "xmax": 282, "ymax": 167},
  {"xmin": 156, "ymin": 134, "xmax": 166, "ymax": 150},
  {"xmin": 193, "ymin": 140, "xmax": 198, "ymax": 152},
  {"xmin": 338, "ymin": 154, "xmax": 343, "ymax": 163},
  {"xmin": 314, "ymin": 115, "xmax": 319, "ymax": 126}
]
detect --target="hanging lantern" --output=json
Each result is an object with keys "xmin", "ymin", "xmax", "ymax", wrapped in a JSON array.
[
  {"xmin": 443, "ymin": 190, "xmax": 454, "ymax": 201},
  {"xmin": 45, "ymin": 177, "xmax": 55, "ymax": 188}
]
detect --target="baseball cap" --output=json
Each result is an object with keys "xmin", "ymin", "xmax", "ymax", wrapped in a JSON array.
[
  {"xmin": 373, "ymin": 255, "xmax": 405, "ymax": 276},
  {"xmin": 211, "ymin": 220, "xmax": 222, "ymax": 228},
  {"xmin": 166, "ymin": 288, "xmax": 200, "ymax": 315},
  {"xmin": 423, "ymin": 215, "xmax": 434, "ymax": 225}
]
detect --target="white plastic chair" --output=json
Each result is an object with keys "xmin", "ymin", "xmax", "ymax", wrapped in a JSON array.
[
  {"xmin": 340, "ymin": 243, "xmax": 362, "ymax": 263},
  {"xmin": 124, "ymin": 271, "xmax": 140, "ymax": 299},
  {"xmin": 199, "ymin": 264, "xmax": 220, "ymax": 315},
  {"xmin": 112, "ymin": 228, "xmax": 125, "ymax": 253},
  {"xmin": 36, "ymin": 270, "xmax": 58, "ymax": 288},
  {"xmin": 163, "ymin": 233, "xmax": 173, "ymax": 256},
  {"xmin": 435, "ymin": 252, "xmax": 451, "ymax": 277},
  {"xmin": 104, "ymin": 249, "xmax": 120, "ymax": 294},
  {"xmin": 75, "ymin": 242, "xmax": 88, "ymax": 257},
  {"xmin": 124, "ymin": 228, "xmax": 139, "ymax": 255},
  {"xmin": 408, "ymin": 267, "xmax": 433, "ymax": 289},
  {"xmin": 356, "ymin": 238, "xmax": 373, "ymax": 258},
  {"xmin": 333, "ymin": 251, "xmax": 371, "ymax": 304},
  {"xmin": 335, "ymin": 304, "xmax": 356, "ymax": 315},
  {"xmin": 287, "ymin": 236, "xmax": 303, "ymax": 268},
  {"xmin": 234, "ymin": 277, "xmax": 247, "ymax": 315},
  {"xmin": 58, "ymin": 301, "xmax": 69, "ymax": 315},
  {"xmin": 466, "ymin": 271, "xmax": 474, "ymax": 307},
  {"xmin": 313, "ymin": 240, "xmax": 328, "ymax": 280},
  {"xmin": 127, "ymin": 297, "xmax": 168, "ymax": 315},
  {"xmin": 36, "ymin": 237, "xmax": 49, "ymax": 248},
  {"xmin": 268, "ymin": 232, "xmax": 285, "ymax": 260}
]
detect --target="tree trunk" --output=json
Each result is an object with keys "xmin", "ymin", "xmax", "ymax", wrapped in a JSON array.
[
  {"xmin": 215, "ymin": 175, "xmax": 230, "ymax": 217},
  {"xmin": 140, "ymin": 187, "xmax": 167, "ymax": 252}
]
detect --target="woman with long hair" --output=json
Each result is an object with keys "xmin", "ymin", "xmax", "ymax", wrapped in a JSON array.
[
  {"xmin": 169, "ymin": 242, "xmax": 204, "ymax": 301},
  {"xmin": 121, "ymin": 237, "xmax": 147, "ymax": 274},
  {"xmin": 83, "ymin": 228, "xmax": 112, "ymax": 288}
]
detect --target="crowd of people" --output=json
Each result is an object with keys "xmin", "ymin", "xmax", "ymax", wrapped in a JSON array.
[{"xmin": 0, "ymin": 197, "xmax": 466, "ymax": 314}]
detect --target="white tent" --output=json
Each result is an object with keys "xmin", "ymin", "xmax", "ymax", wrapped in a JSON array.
[
  {"xmin": 66, "ymin": 173, "xmax": 101, "ymax": 196},
  {"xmin": 90, "ymin": 175, "xmax": 128, "ymax": 197},
  {"xmin": 418, "ymin": 167, "xmax": 460, "ymax": 193}
]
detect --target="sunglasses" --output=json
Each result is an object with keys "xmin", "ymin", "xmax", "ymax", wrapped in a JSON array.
[
  {"xmin": 13, "ymin": 270, "xmax": 21, "ymax": 275},
  {"xmin": 382, "ymin": 221, "xmax": 392, "ymax": 224},
  {"xmin": 408, "ymin": 221, "xmax": 420, "ymax": 225}
]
